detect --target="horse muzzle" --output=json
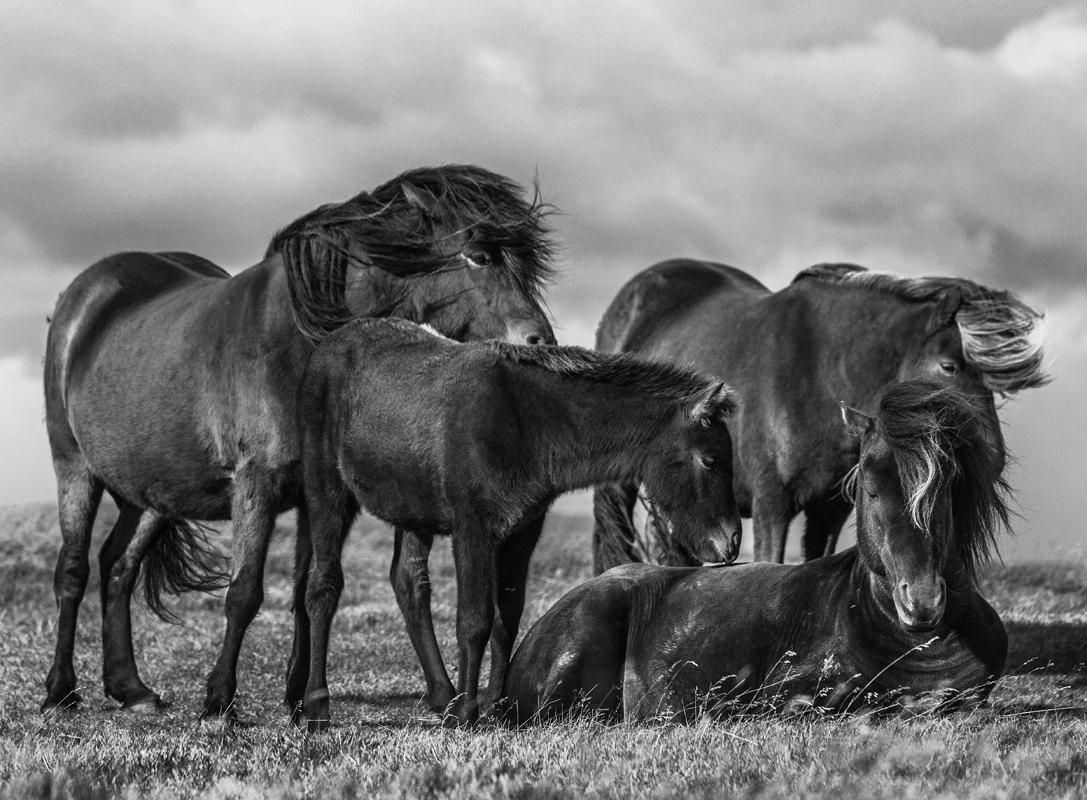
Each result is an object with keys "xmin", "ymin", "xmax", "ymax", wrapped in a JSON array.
[
  {"xmin": 892, "ymin": 577, "xmax": 947, "ymax": 631},
  {"xmin": 504, "ymin": 319, "xmax": 556, "ymax": 346},
  {"xmin": 698, "ymin": 519, "xmax": 743, "ymax": 566}
]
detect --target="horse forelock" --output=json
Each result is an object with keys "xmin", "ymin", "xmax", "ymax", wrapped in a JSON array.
[
  {"xmin": 795, "ymin": 264, "xmax": 1049, "ymax": 395},
  {"xmin": 489, "ymin": 342, "xmax": 736, "ymax": 410},
  {"xmin": 876, "ymin": 380, "xmax": 1011, "ymax": 582},
  {"xmin": 270, "ymin": 165, "xmax": 558, "ymax": 341}
]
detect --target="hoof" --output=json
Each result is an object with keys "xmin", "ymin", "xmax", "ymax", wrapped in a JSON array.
[
  {"xmin": 305, "ymin": 715, "xmax": 331, "ymax": 733},
  {"xmin": 41, "ymin": 690, "xmax": 82, "ymax": 714},
  {"xmin": 424, "ymin": 686, "xmax": 456, "ymax": 715},
  {"xmin": 441, "ymin": 697, "xmax": 479, "ymax": 728},
  {"xmin": 123, "ymin": 694, "xmax": 169, "ymax": 715}
]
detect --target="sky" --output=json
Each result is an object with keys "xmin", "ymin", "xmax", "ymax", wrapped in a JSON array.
[{"xmin": 1, "ymin": 1, "xmax": 1084, "ymax": 561}]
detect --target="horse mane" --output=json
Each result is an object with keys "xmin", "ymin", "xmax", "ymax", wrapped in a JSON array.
[
  {"xmin": 267, "ymin": 164, "xmax": 557, "ymax": 341},
  {"xmin": 793, "ymin": 263, "xmax": 1049, "ymax": 395},
  {"xmin": 488, "ymin": 341, "xmax": 738, "ymax": 417},
  {"xmin": 875, "ymin": 379, "xmax": 1012, "ymax": 583}
]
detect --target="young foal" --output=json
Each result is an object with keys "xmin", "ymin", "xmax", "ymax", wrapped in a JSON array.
[
  {"xmin": 293, "ymin": 318, "xmax": 741, "ymax": 729},
  {"xmin": 504, "ymin": 380, "xmax": 1010, "ymax": 723}
]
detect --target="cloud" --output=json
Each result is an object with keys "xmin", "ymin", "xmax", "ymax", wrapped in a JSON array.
[{"xmin": 1, "ymin": 2, "xmax": 1085, "ymax": 543}]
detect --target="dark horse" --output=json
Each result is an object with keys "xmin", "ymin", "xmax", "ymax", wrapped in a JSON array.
[
  {"xmin": 293, "ymin": 318, "xmax": 742, "ymax": 729},
  {"xmin": 594, "ymin": 261, "xmax": 1047, "ymax": 568},
  {"xmin": 42, "ymin": 165, "xmax": 557, "ymax": 717},
  {"xmin": 505, "ymin": 380, "xmax": 1010, "ymax": 723}
]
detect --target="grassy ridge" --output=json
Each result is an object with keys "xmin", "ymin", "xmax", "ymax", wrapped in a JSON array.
[{"xmin": 0, "ymin": 503, "xmax": 1084, "ymax": 799}]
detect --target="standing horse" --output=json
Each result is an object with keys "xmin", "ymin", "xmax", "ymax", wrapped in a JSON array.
[
  {"xmin": 505, "ymin": 380, "xmax": 1010, "ymax": 723},
  {"xmin": 593, "ymin": 260, "xmax": 1046, "ymax": 568},
  {"xmin": 293, "ymin": 318, "xmax": 741, "ymax": 729},
  {"xmin": 42, "ymin": 165, "xmax": 556, "ymax": 717}
]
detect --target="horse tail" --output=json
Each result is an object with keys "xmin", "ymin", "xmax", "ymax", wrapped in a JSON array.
[{"xmin": 139, "ymin": 519, "xmax": 230, "ymax": 623}]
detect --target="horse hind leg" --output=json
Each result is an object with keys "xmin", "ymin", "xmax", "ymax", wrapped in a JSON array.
[
  {"xmin": 99, "ymin": 504, "xmax": 170, "ymax": 711},
  {"xmin": 390, "ymin": 526, "xmax": 455, "ymax": 714},
  {"xmin": 42, "ymin": 459, "xmax": 104, "ymax": 712}
]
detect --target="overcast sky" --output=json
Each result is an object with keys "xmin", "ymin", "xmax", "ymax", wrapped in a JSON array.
[{"xmin": 1, "ymin": 1, "xmax": 1084, "ymax": 561}]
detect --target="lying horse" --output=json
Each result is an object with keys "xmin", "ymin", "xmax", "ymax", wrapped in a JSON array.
[
  {"xmin": 43, "ymin": 165, "xmax": 556, "ymax": 717},
  {"xmin": 505, "ymin": 379, "xmax": 1010, "ymax": 723},
  {"xmin": 292, "ymin": 318, "xmax": 742, "ymax": 729},
  {"xmin": 594, "ymin": 261, "xmax": 1046, "ymax": 567}
]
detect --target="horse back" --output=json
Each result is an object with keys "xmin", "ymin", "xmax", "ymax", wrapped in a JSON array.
[
  {"xmin": 596, "ymin": 259, "xmax": 769, "ymax": 357},
  {"xmin": 46, "ymin": 252, "xmax": 231, "ymax": 420}
]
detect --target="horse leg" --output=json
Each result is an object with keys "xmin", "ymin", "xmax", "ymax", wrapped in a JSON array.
[
  {"xmin": 203, "ymin": 465, "xmax": 276, "ymax": 718},
  {"xmin": 390, "ymin": 526, "xmax": 455, "ymax": 713},
  {"xmin": 592, "ymin": 482, "xmax": 638, "ymax": 574},
  {"xmin": 284, "ymin": 506, "xmax": 311, "ymax": 720},
  {"xmin": 42, "ymin": 460, "xmax": 103, "ymax": 712},
  {"xmin": 482, "ymin": 509, "xmax": 546, "ymax": 712},
  {"xmin": 100, "ymin": 506, "xmax": 169, "ymax": 710},
  {"xmin": 752, "ymin": 484, "xmax": 793, "ymax": 563},
  {"xmin": 802, "ymin": 496, "xmax": 853, "ymax": 561},
  {"xmin": 448, "ymin": 516, "xmax": 496, "ymax": 727},
  {"xmin": 301, "ymin": 492, "xmax": 357, "ymax": 732}
]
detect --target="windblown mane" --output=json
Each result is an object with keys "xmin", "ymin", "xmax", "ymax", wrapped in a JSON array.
[
  {"xmin": 794, "ymin": 263, "xmax": 1048, "ymax": 395},
  {"xmin": 268, "ymin": 164, "xmax": 557, "ymax": 341},
  {"xmin": 489, "ymin": 341, "xmax": 738, "ymax": 415},
  {"xmin": 874, "ymin": 380, "xmax": 1012, "ymax": 582}
]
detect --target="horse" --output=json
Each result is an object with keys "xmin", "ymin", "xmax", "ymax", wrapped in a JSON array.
[
  {"xmin": 593, "ymin": 260, "xmax": 1047, "ymax": 568},
  {"xmin": 42, "ymin": 165, "xmax": 557, "ymax": 718},
  {"xmin": 504, "ymin": 379, "xmax": 1011, "ymax": 724},
  {"xmin": 292, "ymin": 317, "xmax": 742, "ymax": 729}
]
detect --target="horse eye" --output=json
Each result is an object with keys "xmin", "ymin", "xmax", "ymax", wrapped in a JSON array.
[
  {"xmin": 939, "ymin": 361, "xmax": 959, "ymax": 376},
  {"xmin": 463, "ymin": 248, "xmax": 495, "ymax": 269},
  {"xmin": 698, "ymin": 454, "xmax": 716, "ymax": 470}
]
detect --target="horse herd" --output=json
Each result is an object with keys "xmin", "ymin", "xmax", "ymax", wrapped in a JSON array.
[{"xmin": 41, "ymin": 164, "xmax": 1048, "ymax": 730}]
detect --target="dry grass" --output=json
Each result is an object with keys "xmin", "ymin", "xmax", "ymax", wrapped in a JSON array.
[{"xmin": 0, "ymin": 502, "xmax": 1084, "ymax": 799}]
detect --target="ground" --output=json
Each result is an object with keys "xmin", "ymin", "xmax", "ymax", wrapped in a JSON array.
[{"xmin": 0, "ymin": 502, "xmax": 1084, "ymax": 799}]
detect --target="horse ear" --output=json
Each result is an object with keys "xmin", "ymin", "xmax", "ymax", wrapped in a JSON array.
[
  {"xmin": 401, "ymin": 182, "xmax": 439, "ymax": 215},
  {"xmin": 691, "ymin": 380, "xmax": 736, "ymax": 423},
  {"xmin": 840, "ymin": 402, "xmax": 874, "ymax": 439},
  {"xmin": 931, "ymin": 287, "xmax": 964, "ymax": 329}
]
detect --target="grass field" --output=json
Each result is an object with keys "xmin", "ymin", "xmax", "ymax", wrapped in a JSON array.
[{"xmin": 1, "ymin": 501, "xmax": 1085, "ymax": 799}]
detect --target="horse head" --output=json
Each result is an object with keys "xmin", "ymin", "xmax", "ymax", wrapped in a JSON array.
[
  {"xmin": 274, "ymin": 164, "xmax": 557, "ymax": 345},
  {"xmin": 640, "ymin": 381, "xmax": 743, "ymax": 565},
  {"xmin": 841, "ymin": 380, "xmax": 1010, "ymax": 632}
]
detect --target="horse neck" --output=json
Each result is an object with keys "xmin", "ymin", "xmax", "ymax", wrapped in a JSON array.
[
  {"xmin": 512, "ymin": 367, "xmax": 683, "ymax": 492},
  {"xmin": 795, "ymin": 283, "xmax": 935, "ymax": 404}
]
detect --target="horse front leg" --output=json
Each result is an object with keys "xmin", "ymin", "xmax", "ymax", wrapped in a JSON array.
[
  {"xmin": 448, "ymin": 516, "xmax": 496, "ymax": 727},
  {"xmin": 203, "ymin": 465, "xmax": 276, "ymax": 719},
  {"xmin": 802, "ymin": 496, "xmax": 853, "ymax": 561},
  {"xmin": 301, "ymin": 492, "xmax": 357, "ymax": 732},
  {"xmin": 99, "ymin": 505, "xmax": 169, "ymax": 711},
  {"xmin": 42, "ymin": 461, "xmax": 103, "ymax": 712},
  {"xmin": 483, "ymin": 509, "xmax": 546, "ymax": 713},
  {"xmin": 390, "ymin": 526, "xmax": 455, "ymax": 713},
  {"xmin": 284, "ymin": 506, "xmax": 311, "ymax": 721}
]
